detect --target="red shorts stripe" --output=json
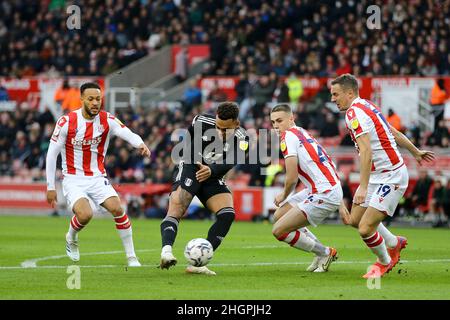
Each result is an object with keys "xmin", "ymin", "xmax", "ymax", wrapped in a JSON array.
[
  {"xmin": 82, "ymin": 122, "xmax": 94, "ymax": 176},
  {"xmin": 66, "ymin": 112, "xmax": 78, "ymax": 174}
]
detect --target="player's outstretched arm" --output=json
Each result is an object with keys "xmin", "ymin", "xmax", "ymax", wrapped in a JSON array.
[
  {"xmin": 390, "ymin": 126, "xmax": 435, "ymax": 165},
  {"xmin": 109, "ymin": 114, "xmax": 151, "ymax": 157}
]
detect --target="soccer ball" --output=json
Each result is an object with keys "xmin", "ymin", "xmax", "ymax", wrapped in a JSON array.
[{"xmin": 184, "ymin": 238, "xmax": 214, "ymax": 267}]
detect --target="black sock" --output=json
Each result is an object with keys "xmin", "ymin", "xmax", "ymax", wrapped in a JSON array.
[
  {"xmin": 207, "ymin": 207, "xmax": 235, "ymax": 251},
  {"xmin": 161, "ymin": 216, "xmax": 179, "ymax": 247}
]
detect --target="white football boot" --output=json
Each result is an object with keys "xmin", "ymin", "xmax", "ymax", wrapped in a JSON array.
[
  {"xmin": 65, "ymin": 233, "xmax": 80, "ymax": 262},
  {"xmin": 306, "ymin": 255, "xmax": 320, "ymax": 272},
  {"xmin": 313, "ymin": 247, "xmax": 338, "ymax": 273},
  {"xmin": 160, "ymin": 245, "xmax": 177, "ymax": 269},
  {"xmin": 127, "ymin": 256, "xmax": 141, "ymax": 267},
  {"xmin": 185, "ymin": 265, "xmax": 216, "ymax": 276}
]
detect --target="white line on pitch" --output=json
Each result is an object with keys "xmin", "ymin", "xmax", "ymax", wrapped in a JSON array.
[{"xmin": 1, "ymin": 258, "xmax": 449, "ymax": 270}]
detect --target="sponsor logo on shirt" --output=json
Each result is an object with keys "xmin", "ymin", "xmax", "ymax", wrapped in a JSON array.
[{"xmin": 71, "ymin": 136, "xmax": 102, "ymax": 146}]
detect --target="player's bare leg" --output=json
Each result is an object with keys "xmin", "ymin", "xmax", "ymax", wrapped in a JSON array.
[
  {"xmin": 101, "ymin": 196, "xmax": 140, "ymax": 267},
  {"xmin": 274, "ymin": 203, "xmax": 326, "ymax": 272},
  {"xmin": 272, "ymin": 207, "xmax": 337, "ymax": 272},
  {"xmin": 349, "ymin": 204, "xmax": 404, "ymax": 262},
  {"xmin": 66, "ymin": 198, "xmax": 93, "ymax": 262},
  {"xmin": 160, "ymin": 186, "xmax": 193, "ymax": 269},
  {"xmin": 359, "ymin": 207, "xmax": 397, "ymax": 278}
]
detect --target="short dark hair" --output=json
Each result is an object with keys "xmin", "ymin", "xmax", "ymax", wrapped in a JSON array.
[
  {"xmin": 217, "ymin": 102, "xmax": 239, "ymax": 121},
  {"xmin": 80, "ymin": 82, "xmax": 101, "ymax": 95},
  {"xmin": 331, "ymin": 74, "xmax": 359, "ymax": 94},
  {"xmin": 271, "ymin": 104, "xmax": 292, "ymax": 114}
]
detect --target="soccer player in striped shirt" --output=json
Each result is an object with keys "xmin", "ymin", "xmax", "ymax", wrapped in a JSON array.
[
  {"xmin": 331, "ymin": 74, "xmax": 435, "ymax": 278},
  {"xmin": 270, "ymin": 104, "xmax": 341, "ymax": 272},
  {"xmin": 46, "ymin": 82, "xmax": 151, "ymax": 267}
]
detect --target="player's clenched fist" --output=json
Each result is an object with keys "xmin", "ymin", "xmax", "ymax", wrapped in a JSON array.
[
  {"xmin": 47, "ymin": 190, "xmax": 57, "ymax": 208},
  {"xmin": 138, "ymin": 143, "xmax": 151, "ymax": 158}
]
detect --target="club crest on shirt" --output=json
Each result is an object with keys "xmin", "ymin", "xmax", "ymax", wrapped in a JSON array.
[
  {"xmin": 351, "ymin": 119, "xmax": 360, "ymax": 130},
  {"xmin": 280, "ymin": 140, "xmax": 287, "ymax": 152},
  {"xmin": 185, "ymin": 178, "xmax": 192, "ymax": 186},
  {"xmin": 239, "ymin": 141, "xmax": 248, "ymax": 151},
  {"xmin": 97, "ymin": 124, "xmax": 105, "ymax": 134}
]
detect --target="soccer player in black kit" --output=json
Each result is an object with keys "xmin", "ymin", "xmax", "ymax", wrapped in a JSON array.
[{"xmin": 160, "ymin": 102, "xmax": 248, "ymax": 275}]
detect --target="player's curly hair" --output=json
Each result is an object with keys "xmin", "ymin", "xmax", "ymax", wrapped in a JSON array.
[{"xmin": 217, "ymin": 102, "xmax": 239, "ymax": 121}]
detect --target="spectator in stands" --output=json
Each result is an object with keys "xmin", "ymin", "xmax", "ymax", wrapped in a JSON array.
[
  {"xmin": 174, "ymin": 44, "xmax": 189, "ymax": 83},
  {"xmin": 430, "ymin": 180, "xmax": 448, "ymax": 228},
  {"xmin": 403, "ymin": 170, "xmax": 434, "ymax": 216},
  {"xmin": 286, "ymin": 72, "xmax": 303, "ymax": 106},
  {"xmin": 207, "ymin": 81, "xmax": 227, "ymax": 102},
  {"xmin": 54, "ymin": 80, "xmax": 81, "ymax": 113},
  {"xmin": 0, "ymin": 85, "xmax": 9, "ymax": 101},
  {"xmin": 144, "ymin": 194, "xmax": 167, "ymax": 219},
  {"xmin": 54, "ymin": 79, "xmax": 70, "ymax": 108},
  {"xmin": 386, "ymin": 108, "xmax": 403, "ymax": 132},
  {"xmin": 273, "ymin": 77, "xmax": 289, "ymax": 103},
  {"xmin": 428, "ymin": 120, "xmax": 450, "ymax": 148},
  {"xmin": 11, "ymin": 131, "xmax": 29, "ymax": 161},
  {"xmin": 429, "ymin": 79, "xmax": 448, "ymax": 132},
  {"xmin": 252, "ymin": 75, "xmax": 275, "ymax": 119},
  {"xmin": 319, "ymin": 110, "xmax": 340, "ymax": 138},
  {"xmin": 182, "ymin": 79, "xmax": 202, "ymax": 113}
]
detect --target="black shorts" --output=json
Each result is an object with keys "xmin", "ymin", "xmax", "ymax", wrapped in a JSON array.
[{"xmin": 171, "ymin": 162, "xmax": 231, "ymax": 205}]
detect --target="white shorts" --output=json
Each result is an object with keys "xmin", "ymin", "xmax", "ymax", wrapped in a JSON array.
[
  {"xmin": 62, "ymin": 175, "xmax": 118, "ymax": 212},
  {"xmin": 357, "ymin": 165, "xmax": 409, "ymax": 216},
  {"xmin": 286, "ymin": 186, "xmax": 343, "ymax": 227}
]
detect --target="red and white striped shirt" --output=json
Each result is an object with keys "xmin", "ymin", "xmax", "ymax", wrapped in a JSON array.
[
  {"xmin": 281, "ymin": 126, "xmax": 340, "ymax": 194},
  {"xmin": 46, "ymin": 109, "xmax": 143, "ymax": 189},
  {"xmin": 345, "ymin": 97, "xmax": 404, "ymax": 182}
]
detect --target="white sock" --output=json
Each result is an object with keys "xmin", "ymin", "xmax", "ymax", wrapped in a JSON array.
[
  {"xmin": 363, "ymin": 232, "xmax": 391, "ymax": 265},
  {"xmin": 377, "ymin": 223, "xmax": 398, "ymax": 248},
  {"xmin": 117, "ymin": 228, "xmax": 136, "ymax": 258},
  {"xmin": 278, "ymin": 230, "xmax": 329, "ymax": 256},
  {"xmin": 162, "ymin": 245, "xmax": 173, "ymax": 253},
  {"xmin": 114, "ymin": 213, "xmax": 136, "ymax": 258},
  {"xmin": 300, "ymin": 227, "xmax": 321, "ymax": 244}
]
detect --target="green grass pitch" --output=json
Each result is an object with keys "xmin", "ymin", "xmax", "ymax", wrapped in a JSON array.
[{"xmin": 0, "ymin": 215, "xmax": 449, "ymax": 300}]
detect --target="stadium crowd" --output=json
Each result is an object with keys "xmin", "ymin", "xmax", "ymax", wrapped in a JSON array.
[
  {"xmin": 1, "ymin": 0, "xmax": 449, "ymax": 77},
  {"xmin": 0, "ymin": 0, "xmax": 449, "ymax": 223}
]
